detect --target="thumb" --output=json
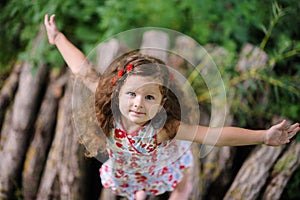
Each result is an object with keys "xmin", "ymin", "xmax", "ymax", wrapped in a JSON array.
[{"xmin": 274, "ymin": 120, "xmax": 286, "ymax": 130}]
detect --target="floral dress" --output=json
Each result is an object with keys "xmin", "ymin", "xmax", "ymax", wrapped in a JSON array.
[{"xmin": 99, "ymin": 119, "xmax": 193, "ymax": 200}]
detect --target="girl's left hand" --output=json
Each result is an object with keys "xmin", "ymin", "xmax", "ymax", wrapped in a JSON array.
[
  {"xmin": 44, "ymin": 14, "xmax": 60, "ymax": 45},
  {"xmin": 264, "ymin": 120, "xmax": 300, "ymax": 146}
]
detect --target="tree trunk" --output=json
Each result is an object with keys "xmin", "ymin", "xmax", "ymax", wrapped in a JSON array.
[
  {"xmin": 224, "ymin": 145, "xmax": 285, "ymax": 200},
  {"xmin": 22, "ymin": 70, "xmax": 66, "ymax": 200},
  {"xmin": 0, "ymin": 63, "xmax": 22, "ymax": 130},
  {"xmin": 36, "ymin": 76, "xmax": 88, "ymax": 200},
  {"xmin": 0, "ymin": 25, "xmax": 49, "ymax": 199},
  {"xmin": 262, "ymin": 140, "xmax": 300, "ymax": 200}
]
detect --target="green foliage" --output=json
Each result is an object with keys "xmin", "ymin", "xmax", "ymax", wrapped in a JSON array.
[
  {"xmin": 99, "ymin": 0, "xmax": 183, "ymax": 40},
  {"xmin": 0, "ymin": 0, "xmax": 299, "ymax": 198},
  {"xmin": 0, "ymin": 0, "xmax": 46, "ymax": 70}
]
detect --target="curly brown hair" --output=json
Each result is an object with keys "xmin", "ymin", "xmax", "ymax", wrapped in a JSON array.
[{"xmin": 95, "ymin": 51, "xmax": 193, "ymax": 139}]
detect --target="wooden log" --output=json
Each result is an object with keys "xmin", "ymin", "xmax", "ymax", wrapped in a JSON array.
[
  {"xmin": 224, "ymin": 145, "xmax": 285, "ymax": 200},
  {"xmin": 0, "ymin": 63, "xmax": 22, "ymax": 131},
  {"xmin": 192, "ymin": 45, "xmax": 236, "ymax": 200},
  {"xmin": 36, "ymin": 77, "xmax": 88, "ymax": 200},
  {"xmin": 140, "ymin": 30, "xmax": 169, "ymax": 62},
  {"xmin": 96, "ymin": 38, "xmax": 122, "ymax": 74},
  {"xmin": 22, "ymin": 70, "xmax": 66, "ymax": 200},
  {"xmin": 200, "ymin": 43, "xmax": 269, "ymax": 199},
  {"xmin": 0, "ymin": 25, "xmax": 49, "ymax": 198},
  {"xmin": 0, "ymin": 106, "xmax": 13, "ymax": 152},
  {"xmin": 262, "ymin": 140, "xmax": 300, "ymax": 200}
]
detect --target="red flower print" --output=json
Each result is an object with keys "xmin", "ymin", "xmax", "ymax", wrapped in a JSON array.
[
  {"xmin": 150, "ymin": 189, "xmax": 159, "ymax": 194},
  {"xmin": 117, "ymin": 169, "xmax": 124, "ymax": 175},
  {"xmin": 115, "ymin": 129, "xmax": 126, "ymax": 139},
  {"xmin": 117, "ymin": 69, "xmax": 125, "ymax": 77},
  {"xmin": 169, "ymin": 174, "xmax": 173, "ymax": 181},
  {"xmin": 120, "ymin": 183, "xmax": 129, "ymax": 188},
  {"xmin": 115, "ymin": 158, "xmax": 124, "ymax": 164},
  {"xmin": 136, "ymin": 175, "xmax": 147, "ymax": 183},
  {"xmin": 116, "ymin": 142, "xmax": 123, "ymax": 148},
  {"xmin": 129, "ymin": 147, "xmax": 135, "ymax": 152},
  {"xmin": 103, "ymin": 183, "xmax": 109, "ymax": 188},
  {"xmin": 130, "ymin": 156, "xmax": 139, "ymax": 162},
  {"xmin": 161, "ymin": 167, "xmax": 168, "ymax": 175},
  {"xmin": 180, "ymin": 165, "xmax": 185, "ymax": 170},
  {"xmin": 146, "ymin": 144, "xmax": 154, "ymax": 151},
  {"xmin": 149, "ymin": 165, "xmax": 156, "ymax": 172},
  {"xmin": 151, "ymin": 153, "xmax": 158, "ymax": 162},
  {"xmin": 128, "ymin": 138, "xmax": 135, "ymax": 144},
  {"xmin": 130, "ymin": 162, "xmax": 139, "ymax": 168},
  {"xmin": 104, "ymin": 165, "xmax": 109, "ymax": 172},
  {"xmin": 115, "ymin": 173, "xmax": 122, "ymax": 178},
  {"xmin": 172, "ymin": 180, "xmax": 178, "ymax": 188}
]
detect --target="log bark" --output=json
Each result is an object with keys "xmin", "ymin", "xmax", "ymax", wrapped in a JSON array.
[
  {"xmin": 22, "ymin": 70, "xmax": 66, "ymax": 200},
  {"xmin": 96, "ymin": 38, "xmax": 122, "ymax": 74},
  {"xmin": 140, "ymin": 30, "xmax": 169, "ymax": 62},
  {"xmin": 199, "ymin": 43, "xmax": 270, "ymax": 200},
  {"xmin": 0, "ymin": 25, "xmax": 49, "ymax": 198},
  {"xmin": 262, "ymin": 140, "xmax": 300, "ymax": 200},
  {"xmin": 224, "ymin": 145, "xmax": 285, "ymax": 200},
  {"xmin": 0, "ymin": 105, "xmax": 13, "ymax": 152},
  {"xmin": 0, "ymin": 63, "xmax": 22, "ymax": 130},
  {"xmin": 36, "ymin": 76, "xmax": 88, "ymax": 200}
]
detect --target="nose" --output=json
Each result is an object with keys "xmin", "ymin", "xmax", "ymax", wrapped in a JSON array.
[{"xmin": 133, "ymin": 96, "xmax": 143, "ymax": 108}]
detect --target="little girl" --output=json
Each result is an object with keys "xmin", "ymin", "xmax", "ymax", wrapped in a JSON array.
[{"xmin": 44, "ymin": 14, "xmax": 300, "ymax": 200}]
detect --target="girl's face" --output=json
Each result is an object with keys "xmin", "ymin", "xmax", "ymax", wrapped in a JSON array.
[{"xmin": 118, "ymin": 75, "xmax": 163, "ymax": 128}]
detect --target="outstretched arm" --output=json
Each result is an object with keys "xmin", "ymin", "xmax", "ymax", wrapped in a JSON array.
[
  {"xmin": 176, "ymin": 120, "xmax": 300, "ymax": 146},
  {"xmin": 44, "ymin": 14, "xmax": 98, "ymax": 91},
  {"xmin": 44, "ymin": 14, "xmax": 87, "ymax": 74}
]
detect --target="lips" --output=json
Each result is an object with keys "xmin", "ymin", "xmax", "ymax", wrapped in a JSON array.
[{"xmin": 129, "ymin": 110, "xmax": 145, "ymax": 115}]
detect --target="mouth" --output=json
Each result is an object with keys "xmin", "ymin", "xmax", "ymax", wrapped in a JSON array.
[{"xmin": 129, "ymin": 110, "xmax": 146, "ymax": 115}]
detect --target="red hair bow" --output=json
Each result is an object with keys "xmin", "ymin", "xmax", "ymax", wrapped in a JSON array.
[
  {"xmin": 126, "ymin": 63, "xmax": 133, "ymax": 72},
  {"xmin": 111, "ymin": 63, "xmax": 134, "ymax": 86},
  {"xmin": 117, "ymin": 69, "xmax": 125, "ymax": 77}
]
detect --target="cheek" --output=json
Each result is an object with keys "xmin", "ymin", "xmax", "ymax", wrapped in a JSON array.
[
  {"xmin": 118, "ymin": 96, "xmax": 129, "ymax": 111},
  {"xmin": 148, "ymin": 104, "xmax": 163, "ymax": 118}
]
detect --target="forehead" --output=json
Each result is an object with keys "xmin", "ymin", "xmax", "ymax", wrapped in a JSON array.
[{"xmin": 121, "ymin": 75, "xmax": 162, "ymax": 93}]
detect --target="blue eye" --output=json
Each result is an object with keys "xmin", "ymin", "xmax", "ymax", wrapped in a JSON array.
[
  {"xmin": 145, "ymin": 95, "xmax": 155, "ymax": 100},
  {"xmin": 127, "ymin": 92, "xmax": 136, "ymax": 97}
]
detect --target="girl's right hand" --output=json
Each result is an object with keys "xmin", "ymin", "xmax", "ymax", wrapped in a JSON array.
[
  {"xmin": 44, "ymin": 14, "xmax": 60, "ymax": 45},
  {"xmin": 264, "ymin": 120, "xmax": 299, "ymax": 146}
]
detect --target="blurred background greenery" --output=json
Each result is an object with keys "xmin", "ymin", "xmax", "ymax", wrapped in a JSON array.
[{"xmin": 0, "ymin": 0, "xmax": 299, "ymax": 198}]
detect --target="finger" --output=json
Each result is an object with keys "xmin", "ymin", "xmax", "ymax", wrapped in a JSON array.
[
  {"xmin": 275, "ymin": 120, "xmax": 287, "ymax": 130},
  {"xmin": 288, "ymin": 123, "xmax": 300, "ymax": 132},
  {"xmin": 44, "ymin": 14, "xmax": 49, "ymax": 26},
  {"xmin": 288, "ymin": 126, "xmax": 300, "ymax": 139},
  {"xmin": 50, "ymin": 14, "xmax": 56, "ymax": 24}
]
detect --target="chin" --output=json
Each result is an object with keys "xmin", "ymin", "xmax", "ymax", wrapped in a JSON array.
[{"xmin": 129, "ymin": 117, "xmax": 149, "ymax": 125}]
